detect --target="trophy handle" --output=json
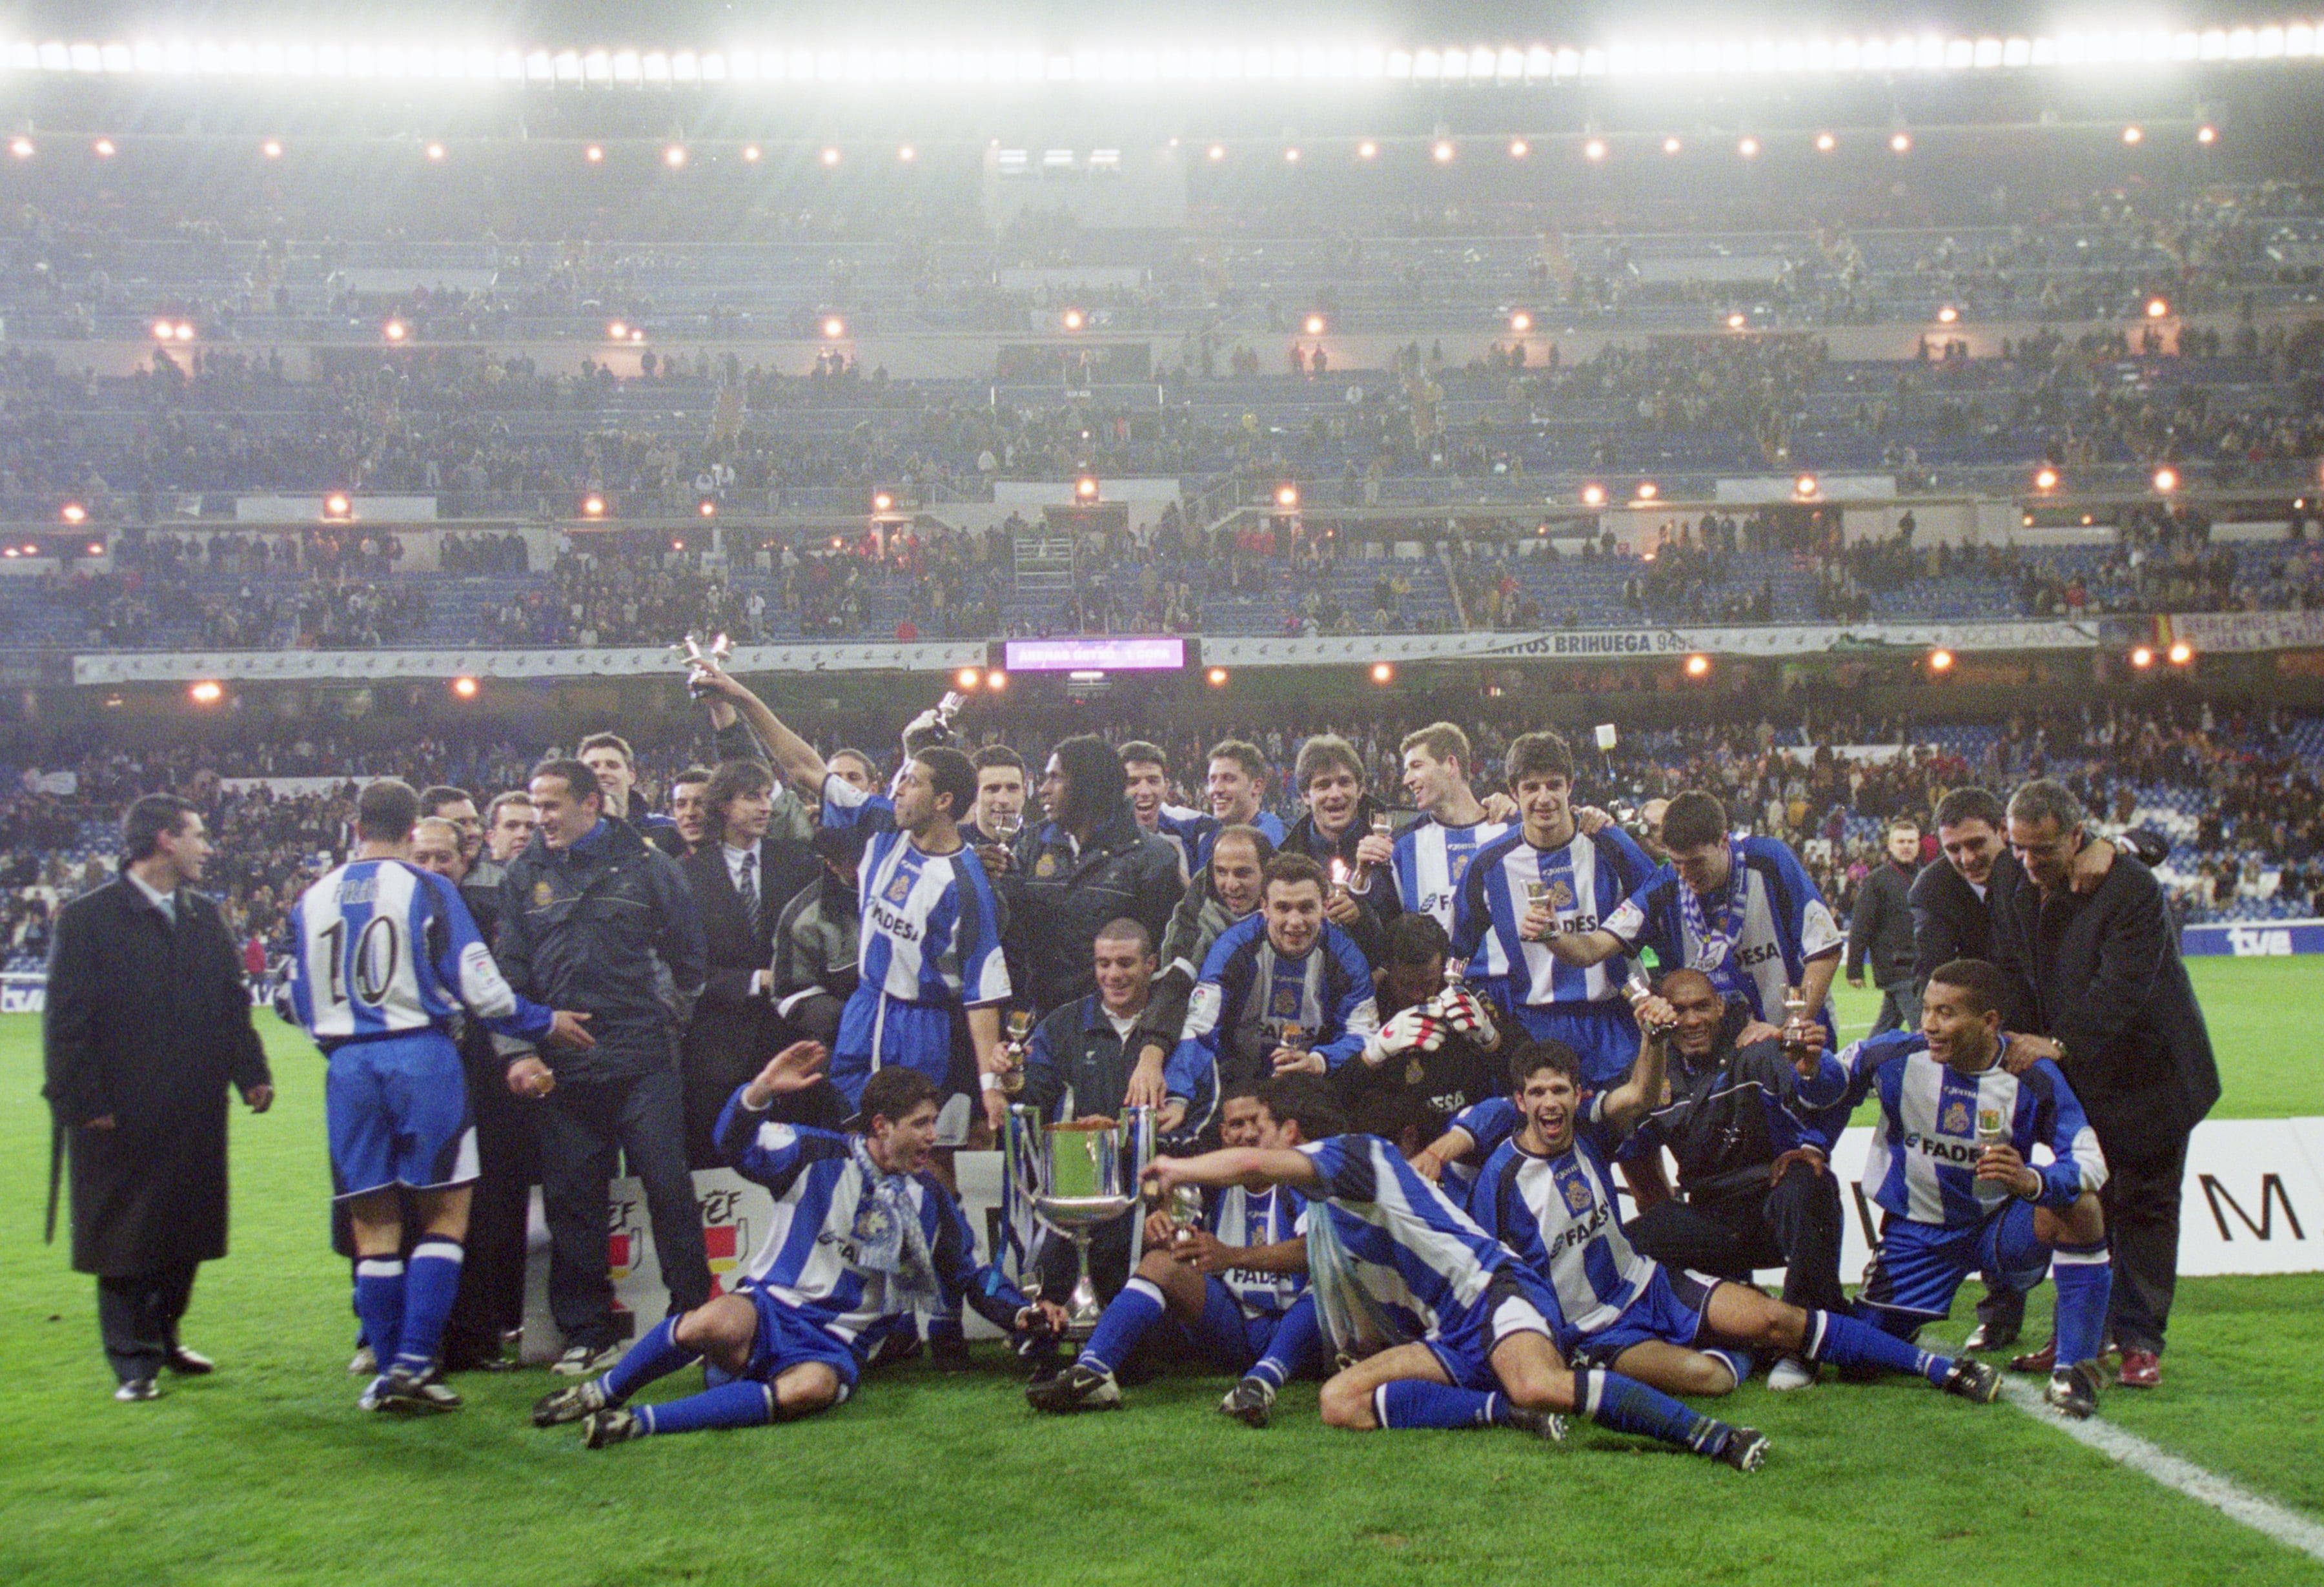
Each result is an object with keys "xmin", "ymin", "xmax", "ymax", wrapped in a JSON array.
[{"xmin": 1002, "ymin": 1103, "xmax": 1056, "ymax": 1282}]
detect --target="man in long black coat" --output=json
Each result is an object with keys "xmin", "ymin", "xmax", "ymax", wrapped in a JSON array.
[
  {"xmin": 1990, "ymin": 780, "xmax": 2220, "ymax": 1391},
  {"xmin": 43, "ymin": 794, "xmax": 273, "ymax": 1400}
]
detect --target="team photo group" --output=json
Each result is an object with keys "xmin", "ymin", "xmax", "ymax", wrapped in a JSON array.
[{"xmin": 42, "ymin": 649, "xmax": 2219, "ymax": 1475}]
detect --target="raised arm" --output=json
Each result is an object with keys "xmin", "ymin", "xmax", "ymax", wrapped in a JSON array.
[
  {"xmin": 690, "ymin": 658, "xmax": 828, "ymax": 800},
  {"xmin": 1596, "ymin": 994, "xmax": 1675, "ymax": 1136},
  {"xmin": 1143, "ymin": 1146, "xmax": 1325, "ymax": 1196}
]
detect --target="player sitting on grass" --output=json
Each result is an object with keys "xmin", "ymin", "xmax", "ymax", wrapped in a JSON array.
[
  {"xmin": 1789, "ymin": 958, "xmax": 2114, "ymax": 1418},
  {"xmin": 1141, "ymin": 1075, "xmax": 1774, "ymax": 1472},
  {"xmin": 532, "ymin": 1045, "xmax": 1066, "ymax": 1446},
  {"xmin": 1470, "ymin": 1023, "xmax": 2001, "ymax": 1406},
  {"xmin": 1028, "ymin": 1081, "xmax": 1320, "ymax": 1426}
]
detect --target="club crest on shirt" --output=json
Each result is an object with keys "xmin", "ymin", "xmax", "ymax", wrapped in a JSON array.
[
  {"xmin": 884, "ymin": 871, "xmax": 913, "ymax": 905},
  {"xmin": 1272, "ymin": 985, "xmax": 1301, "ymax": 1018},
  {"xmin": 532, "ymin": 879, "xmax": 555, "ymax": 910},
  {"xmin": 1450, "ymin": 854, "xmax": 1472, "ymax": 884},
  {"xmin": 1548, "ymin": 878, "xmax": 1576, "ymax": 910},
  {"xmin": 1941, "ymin": 1098, "xmax": 1973, "ymax": 1136},
  {"xmin": 1034, "ymin": 853, "xmax": 1057, "ymax": 877},
  {"xmin": 851, "ymin": 1198, "xmax": 897, "ymax": 1246},
  {"xmin": 1560, "ymin": 1172, "xmax": 1594, "ymax": 1214}
]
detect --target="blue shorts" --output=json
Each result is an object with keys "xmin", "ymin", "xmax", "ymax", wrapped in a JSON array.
[
  {"xmin": 830, "ymin": 994, "xmax": 972, "ymax": 1145},
  {"xmin": 1172, "ymin": 1279, "xmax": 1282, "ymax": 1375},
  {"xmin": 1860, "ymin": 1204, "xmax": 2050, "ymax": 1327},
  {"xmin": 739, "ymin": 1282, "xmax": 864, "ymax": 1395},
  {"xmin": 1424, "ymin": 1269, "xmax": 1564, "ymax": 1391},
  {"xmin": 1505, "ymin": 999, "xmax": 1640, "ymax": 1090},
  {"xmin": 1571, "ymin": 1265, "xmax": 1720, "ymax": 1366},
  {"xmin": 325, "ymin": 1032, "xmax": 476, "ymax": 1201}
]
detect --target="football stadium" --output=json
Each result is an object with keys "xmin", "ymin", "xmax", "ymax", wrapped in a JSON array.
[{"xmin": 4, "ymin": 1, "xmax": 2324, "ymax": 1581}]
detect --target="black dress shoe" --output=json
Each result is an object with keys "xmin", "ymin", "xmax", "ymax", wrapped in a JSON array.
[{"xmin": 164, "ymin": 1346, "xmax": 216, "ymax": 1375}]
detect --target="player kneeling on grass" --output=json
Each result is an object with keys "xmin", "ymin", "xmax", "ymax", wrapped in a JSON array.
[
  {"xmin": 1142, "ymin": 1075, "xmax": 1773, "ymax": 1472},
  {"xmin": 1029, "ymin": 1081, "xmax": 1321, "ymax": 1426},
  {"xmin": 533, "ymin": 1045, "xmax": 1067, "ymax": 1446},
  {"xmin": 1790, "ymin": 958, "xmax": 2114, "ymax": 1418},
  {"xmin": 1471, "ymin": 1023, "xmax": 2001, "ymax": 1406}
]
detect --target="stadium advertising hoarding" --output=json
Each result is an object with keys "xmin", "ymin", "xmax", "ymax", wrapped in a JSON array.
[
  {"xmin": 74, "ymin": 618, "xmax": 2099, "ymax": 684},
  {"xmin": 2182, "ymin": 919, "xmax": 2324, "ymax": 956},
  {"xmin": 531, "ymin": 1120, "xmax": 2324, "ymax": 1357}
]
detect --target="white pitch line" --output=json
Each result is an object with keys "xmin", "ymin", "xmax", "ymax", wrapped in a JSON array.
[{"xmin": 1998, "ymin": 1378, "xmax": 2324, "ymax": 1565}]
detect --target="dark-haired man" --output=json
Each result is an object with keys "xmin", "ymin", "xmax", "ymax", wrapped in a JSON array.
[
  {"xmin": 1168, "ymin": 855, "xmax": 1379, "ymax": 1134},
  {"xmin": 1793, "ymin": 956, "xmax": 2116, "ymax": 1417},
  {"xmin": 1988, "ymin": 780, "xmax": 2217, "ymax": 1394},
  {"xmin": 45, "ymin": 794, "xmax": 273, "ymax": 1401},
  {"xmin": 1166, "ymin": 739, "xmax": 1285, "ymax": 871},
  {"xmin": 681, "ymin": 664, "xmax": 1014, "ymax": 1154},
  {"xmin": 1029, "ymin": 1081, "xmax": 1318, "ymax": 1422},
  {"xmin": 531, "ymin": 1045, "xmax": 1067, "ymax": 1446},
  {"xmin": 288, "ymin": 779, "xmax": 592, "ymax": 1412},
  {"xmin": 500, "ymin": 757, "xmax": 709, "ymax": 1376},
  {"xmin": 577, "ymin": 732, "xmax": 684, "ymax": 857},
  {"xmin": 1452, "ymin": 731, "xmax": 1655, "ymax": 1090},
  {"xmin": 1003, "ymin": 735, "xmax": 1183, "ymax": 1020},
  {"xmin": 1475, "ymin": 1034, "xmax": 1995, "ymax": 1407},
  {"xmin": 1143, "ymin": 1075, "xmax": 1771, "ymax": 1471},
  {"xmin": 679, "ymin": 760, "xmax": 829, "ymax": 1165},
  {"xmin": 1381, "ymin": 722, "xmax": 1513, "ymax": 935},
  {"xmin": 1123, "ymin": 823, "xmax": 1275, "ymax": 1115},
  {"xmin": 1281, "ymin": 733, "xmax": 1400, "ymax": 961},
  {"xmin": 1542, "ymin": 790, "xmax": 1843, "ymax": 1049}
]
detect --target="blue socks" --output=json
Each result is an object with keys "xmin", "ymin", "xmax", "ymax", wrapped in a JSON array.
[
  {"xmin": 1249, "ymin": 1296, "xmax": 1321, "ymax": 1390},
  {"xmin": 1803, "ymin": 1307, "xmax": 1946, "ymax": 1386},
  {"xmin": 601, "ymin": 1316, "xmax": 702, "ymax": 1404},
  {"xmin": 2052, "ymin": 1242, "xmax": 2114, "ymax": 1368},
  {"xmin": 636, "ymin": 1380, "xmax": 775, "ymax": 1437},
  {"xmin": 392, "ymin": 1238, "xmax": 465, "ymax": 1375},
  {"xmin": 1079, "ymin": 1278, "xmax": 1166, "ymax": 1377},
  {"xmin": 1573, "ymin": 1367, "xmax": 1728, "ymax": 1455},
  {"xmin": 353, "ymin": 1258, "xmax": 404, "ymax": 1376},
  {"xmin": 1373, "ymin": 1380, "xmax": 1505, "ymax": 1429}
]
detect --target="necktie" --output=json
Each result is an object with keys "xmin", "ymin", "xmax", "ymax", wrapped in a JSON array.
[{"xmin": 737, "ymin": 849, "xmax": 760, "ymax": 937}]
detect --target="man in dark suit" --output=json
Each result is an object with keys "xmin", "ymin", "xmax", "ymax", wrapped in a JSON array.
[
  {"xmin": 678, "ymin": 759, "xmax": 826, "ymax": 1165},
  {"xmin": 42, "ymin": 794, "xmax": 273, "ymax": 1400},
  {"xmin": 1989, "ymin": 779, "xmax": 2220, "ymax": 1392}
]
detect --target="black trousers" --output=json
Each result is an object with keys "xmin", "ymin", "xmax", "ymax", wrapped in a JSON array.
[
  {"xmin": 97, "ymin": 1263, "xmax": 198, "ymax": 1384},
  {"xmin": 441, "ymin": 1048, "xmax": 540, "ymax": 1363},
  {"xmin": 535, "ymin": 1069, "xmax": 711, "ymax": 1350},
  {"xmin": 1624, "ymin": 1162, "xmax": 1848, "ymax": 1316},
  {"xmin": 2099, "ymin": 1127, "xmax": 2190, "ymax": 1355}
]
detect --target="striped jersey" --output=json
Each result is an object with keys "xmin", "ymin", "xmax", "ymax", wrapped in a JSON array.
[
  {"xmin": 823, "ymin": 774, "xmax": 1010, "ymax": 1010},
  {"xmin": 1296, "ymin": 1133, "xmax": 1525, "ymax": 1344},
  {"xmin": 1452, "ymin": 825, "xmax": 1655, "ymax": 1008},
  {"xmin": 1167, "ymin": 914, "xmax": 1379, "ymax": 1127},
  {"xmin": 1391, "ymin": 814, "xmax": 1514, "ymax": 932},
  {"xmin": 1473, "ymin": 1100, "xmax": 1656, "ymax": 1342},
  {"xmin": 1601, "ymin": 837, "xmax": 1844, "ymax": 1027},
  {"xmin": 1797, "ymin": 1031, "xmax": 2108, "ymax": 1227},
  {"xmin": 1203, "ymin": 1183, "xmax": 1308, "ymax": 1318},
  {"xmin": 286, "ymin": 857, "xmax": 551, "ymax": 1051},
  {"xmin": 720, "ymin": 1108, "xmax": 1030, "ymax": 1351}
]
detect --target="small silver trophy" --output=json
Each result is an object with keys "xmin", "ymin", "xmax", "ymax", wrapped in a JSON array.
[
  {"xmin": 1004, "ymin": 1105, "xmax": 1154, "ymax": 1340},
  {"xmin": 675, "ymin": 630, "xmax": 733, "ymax": 697}
]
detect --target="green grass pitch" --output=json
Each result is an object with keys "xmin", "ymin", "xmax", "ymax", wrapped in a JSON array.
[{"xmin": 3, "ymin": 960, "xmax": 2320, "ymax": 1586}]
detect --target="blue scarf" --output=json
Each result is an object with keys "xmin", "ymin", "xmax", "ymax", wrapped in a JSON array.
[
  {"xmin": 1677, "ymin": 840, "xmax": 1754, "ymax": 1001},
  {"xmin": 848, "ymin": 1137, "xmax": 938, "ymax": 1304}
]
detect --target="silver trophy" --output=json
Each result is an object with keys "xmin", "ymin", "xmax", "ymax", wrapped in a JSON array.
[
  {"xmin": 1004, "ymin": 1104, "xmax": 1154, "ymax": 1340},
  {"xmin": 675, "ymin": 630, "xmax": 733, "ymax": 697}
]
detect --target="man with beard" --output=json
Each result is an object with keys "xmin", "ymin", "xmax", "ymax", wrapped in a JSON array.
[{"xmin": 530, "ymin": 1049, "xmax": 1067, "ymax": 1446}]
